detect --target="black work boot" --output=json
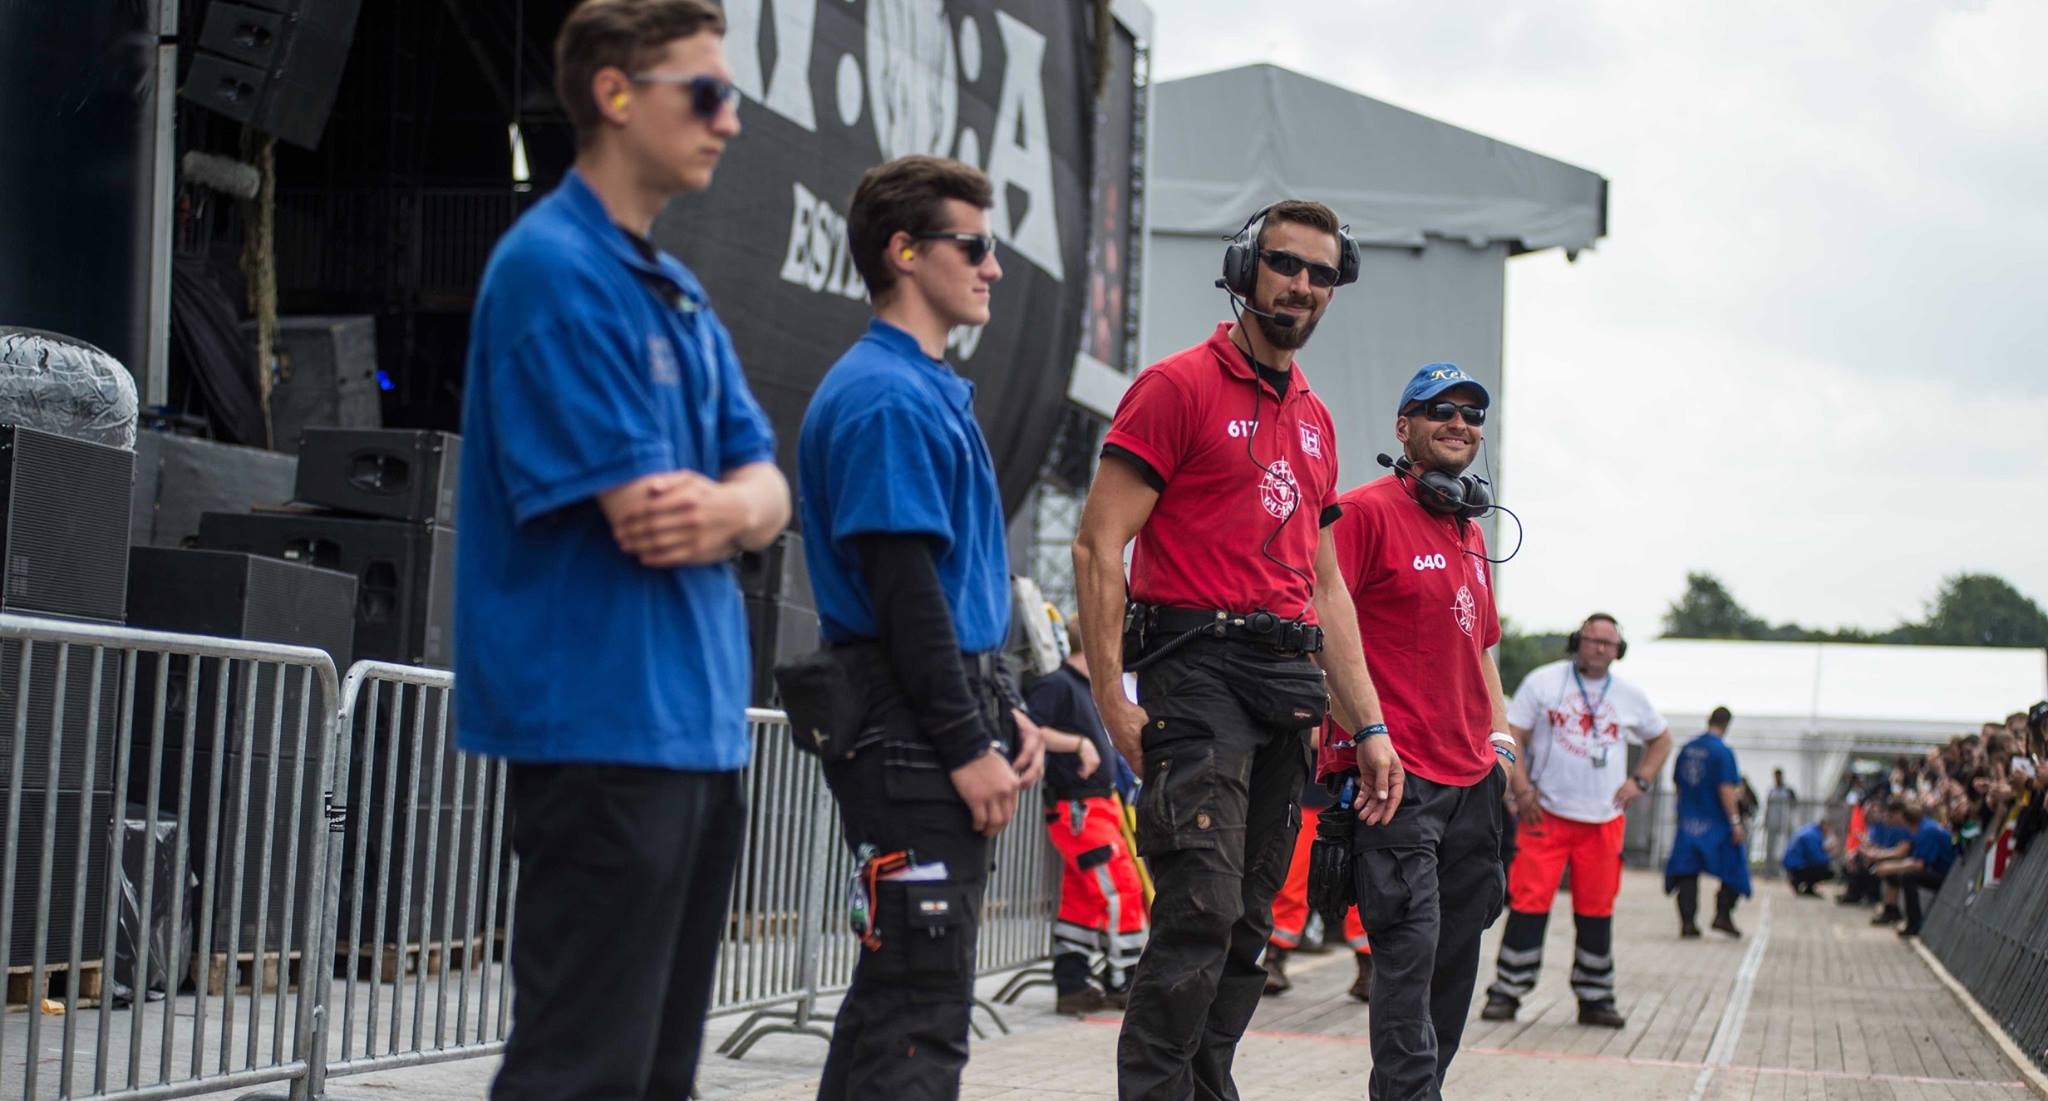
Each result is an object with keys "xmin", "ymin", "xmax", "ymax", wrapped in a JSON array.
[
  {"xmin": 1262, "ymin": 947, "xmax": 1291, "ymax": 996},
  {"xmin": 1481, "ymin": 994, "xmax": 1519, "ymax": 1021},
  {"xmin": 1055, "ymin": 987, "xmax": 1106, "ymax": 1016},
  {"xmin": 1578, "ymin": 1000, "xmax": 1627, "ymax": 1028},
  {"xmin": 1347, "ymin": 953, "xmax": 1373, "ymax": 1002}
]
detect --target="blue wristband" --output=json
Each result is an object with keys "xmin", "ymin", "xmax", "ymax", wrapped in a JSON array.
[{"xmin": 1360, "ymin": 722, "xmax": 1390, "ymax": 738}]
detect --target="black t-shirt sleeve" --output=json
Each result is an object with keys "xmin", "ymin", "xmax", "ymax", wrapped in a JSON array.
[
  {"xmin": 1023, "ymin": 672, "xmax": 1075, "ymax": 731},
  {"xmin": 1320, "ymin": 503, "xmax": 1343, "ymax": 528},
  {"xmin": 1099, "ymin": 444, "xmax": 1166, "ymax": 492},
  {"xmin": 854, "ymin": 532, "xmax": 996, "ymax": 771}
]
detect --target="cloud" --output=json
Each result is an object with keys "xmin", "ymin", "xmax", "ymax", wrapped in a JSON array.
[{"xmin": 1148, "ymin": 0, "xmax": 2048, "ymax": 634}]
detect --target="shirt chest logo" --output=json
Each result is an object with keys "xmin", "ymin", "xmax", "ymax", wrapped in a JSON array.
[
  {"xmin": 1298, "ymin": 422, "xmax": 1323, "ymax": 458},
  {"xmin": 648, "ymin": 335, "xmax": 681, "ymax": 386},
  {"xmin": 1450, "ymin": 584, "xmax": 1477, "ymax": 637},
  {"xmin": 1259, "ymin": 458, "xmax": 1299, "ymax": 519}
]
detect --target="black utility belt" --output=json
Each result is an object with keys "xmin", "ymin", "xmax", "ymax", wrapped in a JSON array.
[
  {"xmin": 774, "ymin": 641, "xmax": 1015, "ymax": 763},
  {"xmin": 1126, "ymin": 603, "xmax": 1324, "ymax": 656}
]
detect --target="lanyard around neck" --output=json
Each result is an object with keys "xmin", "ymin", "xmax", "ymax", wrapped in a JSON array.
[{"xmin": 1571, "ymin": 666, "xmax": 1611, "ymax": 729}]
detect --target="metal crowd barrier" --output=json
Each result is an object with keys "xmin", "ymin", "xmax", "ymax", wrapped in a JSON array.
[
  {"xmin": 0, "ymin": 612, "xmax": 1063, "ymax": 1100},
  {"xmin": 1922, "ymin": 837, "xmax": 2048, "ymax": 1073},
  {"xmin": 0, "ymin": 614, "xmax": 339, "ymax": 1101}
]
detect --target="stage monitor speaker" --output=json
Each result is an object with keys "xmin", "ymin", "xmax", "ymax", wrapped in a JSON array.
[
  {"xmin": 128, "ymin": 547, "xmax": 357, "ymax": 671},
  {"xmin": 241, "ymin": 316, "xmax": 382, "ymax": 455},
  {"xmin": 2, "ymin": 788, "xmax": 112, "ymax": 968},
  {"xmin": 180, "ymin": 0, "xmax": 364, "ymax": 149},
  {"xmin": 295, "ymin": 428, "xmax": 459, "ymax": 525},
  {"xmin": 195, "ymin": 511, "xmax": 453, "ymax": 668},
  {"xmin": 0, "ymin": 425, "xmax": 133, "ymax": 623},
  {"xmin": 131, "ymin": 432, "xmax": 298, "ymax": 549}
]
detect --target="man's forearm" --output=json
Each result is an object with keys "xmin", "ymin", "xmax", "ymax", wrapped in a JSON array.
[
  {"xmin": 722, "ymin": 461, "xmax": 791, "ymax": 551},
  {"xmin": 1312, "ymin": 581, "xmax": 1383, "ymax": 732},
  {"xmin": 1072, "ymin": 535, "xmax": 1130, "ymax": 705},
  {"xmin": 1638, "ymin": 733, "xmax": 1674, "ymax": 783}
]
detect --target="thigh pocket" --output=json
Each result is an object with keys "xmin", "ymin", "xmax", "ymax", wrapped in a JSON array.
[
  {"xmin": 901, "ymin": 882, "xmax": 977, "ymax": 994},
  {"xmin": 1135, "ymin": 733, "xmax": 1220, "ymax": 857},
  {"xmin": 1354, "ymin": 848, "xmax": 1417, "ymax": 933}
]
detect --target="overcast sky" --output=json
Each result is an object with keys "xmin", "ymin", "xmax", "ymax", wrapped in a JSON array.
[{"xmin": 1148, "ymin": 0, "xmax": 2048, "ymax": 638}]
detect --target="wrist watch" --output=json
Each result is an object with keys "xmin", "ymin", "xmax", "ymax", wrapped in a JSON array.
[{"xmin": 1629, "ymin": 774, "xmax": 1651, "ymax": 792}]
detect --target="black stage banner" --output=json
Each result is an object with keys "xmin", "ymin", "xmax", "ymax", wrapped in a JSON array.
[{"xmin": 652, "ymin": 0, "xmax": 1095, "ymax": 518}]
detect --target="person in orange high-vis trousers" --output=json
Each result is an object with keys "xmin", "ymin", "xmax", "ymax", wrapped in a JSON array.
[{"xmin": 1266, "ymin": 776, "xmax": 1371, "ymax": 999}]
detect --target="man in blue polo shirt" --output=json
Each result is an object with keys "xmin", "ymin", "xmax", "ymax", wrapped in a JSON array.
[
  {"xmin": 455, "ymin": 4, "xmax": 789, "ymax": 1099},
  {"xmin": 1780, "ymin": 819, "xmax": 1834, "ymax": 896},
  {"xmin": 1875, "ymin": 802, "xmax": 1956, "ymax": 936},
  {"xmin": 1665, "ymin": 706, "xmax": 1752, "ymax": 937},
  {"xmin": 797, "ymin": 154, "xmax": 1044, "ymax": 1101}
]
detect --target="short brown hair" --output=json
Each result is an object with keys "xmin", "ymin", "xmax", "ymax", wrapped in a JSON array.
[
  {"xmin": 1708, "ymin": 706, "xmax": 1733, "ymax": 729},
  {"xmin": 1257, "ymin": 199, "xmax": 1341, "ymax": 251},
  {"xmin": 846, "ymin": 156, "xmax": 994, "ymax": 302},
  {"xmin": 555, "ymin": 0, "xmax": 725, "ymax": 148}
]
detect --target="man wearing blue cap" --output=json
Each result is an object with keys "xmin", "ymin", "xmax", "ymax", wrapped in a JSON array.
[{"xmin": 1313, "ymin": 362, "xmax": 1512, "ymax": 1099}]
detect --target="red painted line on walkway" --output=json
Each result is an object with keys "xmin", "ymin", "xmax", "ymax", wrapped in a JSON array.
[{"xmin": 1079, "ymin": 1017, "xmax": 2029, "ymax": 1091}]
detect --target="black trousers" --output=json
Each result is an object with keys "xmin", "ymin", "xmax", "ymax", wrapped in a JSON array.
[
  {"xmin": 1786, "ymin": 865, "xmax": 1834, "ymax": 892},
  {"xmin": 1351, "ymin": 769, "xmax": 1506, "ymax": 1101},
  {"xmin": 1889, "ymin": 868, "xmax": 1948, "ymax": 931},
  {"xmin": 492, "ymin": 764, "xmax": 746, "ymax": 1101},
  {"xmin": 1670, "ymin": 875, "xmax": 1740, "ymax": 926},
  {"xmin": 818, "ymin": 747, "xmax": 989, "ymax": 1101},
  {"xmin": 1116, "ymin": 639, "xmax": 1315, "ymax": 1101}
]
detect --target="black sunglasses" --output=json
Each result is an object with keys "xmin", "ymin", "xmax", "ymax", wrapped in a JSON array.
[
  {"xmin": 913, "ymin": 231, "xmax": 997, "ymax": 265},
  {"xmin": 1404, "ymin": 400, "xmax": 1487, "ymax": 426},
  {"xmin": 1259, "ymin": 248, "xmax": 1342, "ymax": 289},
  {"xmin": 630, "ymin": 72, "xmax": 740, "ymax": 120}
]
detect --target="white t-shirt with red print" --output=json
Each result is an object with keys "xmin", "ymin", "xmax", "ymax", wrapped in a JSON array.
[{"xmin": 1508, "ymin": 658, "xmax": 1668, "ymax": 825}]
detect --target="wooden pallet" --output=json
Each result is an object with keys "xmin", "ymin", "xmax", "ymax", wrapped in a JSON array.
[
  {"xmin": 335, "ymin": 936, "xmax": 489, "ymax": 983},
  {"xmin": 5, "ymin": 961, "xmax": 103, "ymax": 1012},
  {"xmin": 198, "ymin": 950, "xmax": 305, "ymax": 996}
]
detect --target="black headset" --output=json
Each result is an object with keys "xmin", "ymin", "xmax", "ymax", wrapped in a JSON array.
[
  {"xmin": 1219, "ymin": 205, "xmax": 1361, "ymax": 298},
  {"xmin": 1382, "ymin": 453, "xmax": 1492, "ymax": 522},
  {"xmin": 1566, "ymin": 616, "xmax": 1628, "ymax": 660}
]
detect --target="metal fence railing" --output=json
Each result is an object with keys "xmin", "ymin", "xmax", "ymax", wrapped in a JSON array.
[
  {"xmin": 1922, "ymin": 837, "xmax": 2048, "ymax": 1074},
  {"xmin": 0, "ymin": 614, "xmax": 339, "ymax": 1101},
  {"xmin": 0, "ymin": 613, "xmax": 1061, "ymax": 1099}
]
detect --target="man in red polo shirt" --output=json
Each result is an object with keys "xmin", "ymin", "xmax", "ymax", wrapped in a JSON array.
[
  {"xmin": 1316, "ymin": 362, "xmax": 1512, "ymax": 1099},
  {"xmin": 1073, "ymin": 199, "xmax": 1398, "ymax": 1101}
]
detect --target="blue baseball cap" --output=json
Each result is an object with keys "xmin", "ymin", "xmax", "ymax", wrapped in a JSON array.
[{"xmin": 1399, "ymin": 363, "xmax": 1490, "ymax": 410}]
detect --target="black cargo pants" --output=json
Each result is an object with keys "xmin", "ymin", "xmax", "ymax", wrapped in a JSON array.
[
  {"xmin": 1116, "ymin": 637, "xmax": 1320, "ymax": 1101},
  {"xmin": 816, "ymin": 678, "xmax": 993, "ymax": 1101},
  {"xmin": 1352, "ymin": 769, "xmax": 1507, "ymax": 1101}
]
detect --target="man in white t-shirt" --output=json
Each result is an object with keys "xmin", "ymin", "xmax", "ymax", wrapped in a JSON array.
[{"xmin": 1479, "ymin": 613, "xmax": 1672, "ymax": 1028}]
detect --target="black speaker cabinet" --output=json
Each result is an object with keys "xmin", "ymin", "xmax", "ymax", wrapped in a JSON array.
[
  {"xmin": 337, "ymin": 805, "xmax": 484, "ymax": 945},
  {"xmin": 295, "ymin": 428, "xmax": 459, "ymax": 526},
  {"xmin": 195, "ymin": 512, "xmax": 453, "ymax": 668},
  {"xmin": 137, "ymin": 746, "xmax": 324, "ymax": 954},
  {"xmin": 2, "ymin": 788, "xmax": 112, "ymax": 967},
  {"xmin": 737, "ymin": 533, "xmax": 815, "ymax": 707},
  {"xmin": 239, "ymin": 317, "xmax": 382, "ymax": 454},
  {"xmin": 0, "ymin": 425, "xmax": 132, "ymax": 623},
  {"xmin": 127, "ymin": 547, "xmax": 356, "ymax": 672},
  {"xmin": 131, "ymin": 432, "xmax": 298, "ymax": 549},
  {"xmin": 180, "ymin": 0, "xmax": 364, "ymax": 149},
  {"xmin": 0, "ymin": 638, "xmax": 124, "ymax": 792}
]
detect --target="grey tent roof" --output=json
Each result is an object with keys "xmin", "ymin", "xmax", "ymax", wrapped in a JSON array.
[{"xmin": 1151, "ymin": 65, "xmax": 1608, "ymax": 256}]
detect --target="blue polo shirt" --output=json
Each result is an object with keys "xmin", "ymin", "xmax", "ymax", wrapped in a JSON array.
[
  {"xmin": 1911, "ymin": 818, "xmax": 1956, "ymax": 877},
  {"xmin": 1673, "ymin": 733, "xmax": 1739, "ymax": 828},
  {"xmin": 455, "ymin": 169, "xmax": 776, "ymax": 770},
  {"xmin": 798, "ymin": 319, "xmax": 1009, "ymax": 652},
  {"xmin": 1868, "ymin": 819, "xmax": 1910, "ymax": 849},
  {"xmin": 1781, "ymin": 822, "xmax": 1829, "ymax": 871}
]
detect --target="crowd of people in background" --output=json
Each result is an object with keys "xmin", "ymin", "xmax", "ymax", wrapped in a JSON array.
[{"xmin": 1795, "ymin": 702, "xmax": 2048, "ymax": 939}]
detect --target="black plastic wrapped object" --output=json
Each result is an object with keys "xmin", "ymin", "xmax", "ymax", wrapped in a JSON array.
[
  {"xmin": 113, "ymin": 806, "xmax": 193, "ymax": 1004},
  {"xmin": 0, "ymin": 328, "xmax": 141, "ymax": 449}
]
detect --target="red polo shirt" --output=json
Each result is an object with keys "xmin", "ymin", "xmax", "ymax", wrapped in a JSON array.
[
  {"xmin": 1102, "ymin": 323, "xmax": 1339, "ymax": 621},
  {"xmin": 1316, "ymin": 474, "xmax": 1500, "ymax": 787}
]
